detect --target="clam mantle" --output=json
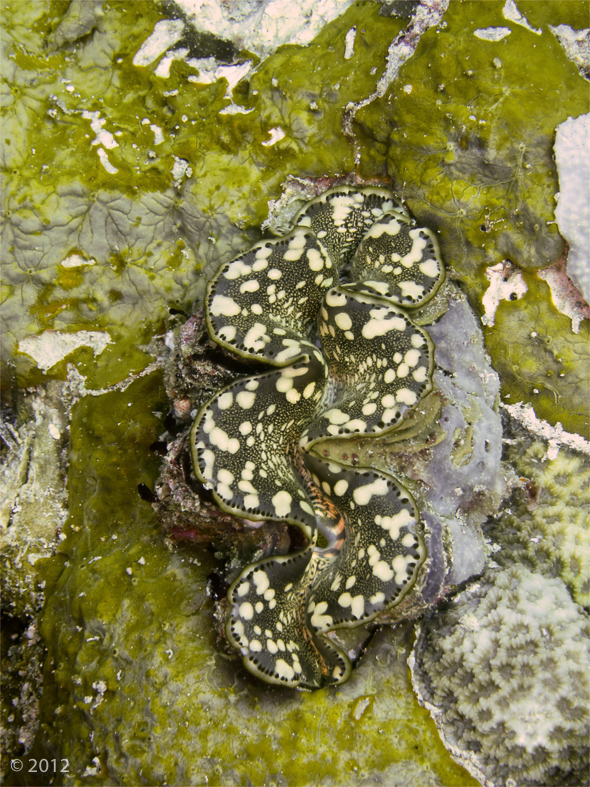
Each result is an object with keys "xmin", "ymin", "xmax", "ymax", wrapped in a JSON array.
[{"xmin": 190, "ymin": 186, "xmax": 445, "ymax": 688}]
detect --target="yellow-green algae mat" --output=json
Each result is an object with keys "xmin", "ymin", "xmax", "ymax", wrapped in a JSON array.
[
  {"xmin": 3, "ymin": 0, "xmax": 589, "ymax": 440},
  {"xmin": 1, "ymin": 0, "xmax": 588, "ymax": 784},
  {"xmin": 31, "ymin": 376, "xmax": 475, "ymax": 786}
]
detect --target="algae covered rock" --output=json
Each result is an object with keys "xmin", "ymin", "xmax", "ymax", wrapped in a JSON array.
[
  {"xmin": 359, "ymin": 0, "xmax": 587, "ymax": 274},
  {"xmin": 32, "ymin": 373, "xmax": 474, "ymax": 787},
  {"xmin": 355, "ymin": 0, "xmax": 590, "ymax": 438},
  {"xmin": 0, "ymin": 0, "xmax": 405, "ymax": 388},
  {"xmin": 1, "ymin": 0, "xmax": 588, "ymax": 784},
  {"xmin": 1, "ymin": 383, "xmax": 69, "ymax": 770}
]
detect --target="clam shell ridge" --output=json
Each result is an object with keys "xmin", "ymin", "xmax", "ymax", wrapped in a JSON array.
[{"xmin": 190, "ymin": 185, "xmax": 445, "ymax": 689}]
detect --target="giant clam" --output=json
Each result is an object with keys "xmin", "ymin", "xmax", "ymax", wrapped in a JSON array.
[{"xmin": 190, "ymin": 185, "xmax": 445, "ymax": 688}]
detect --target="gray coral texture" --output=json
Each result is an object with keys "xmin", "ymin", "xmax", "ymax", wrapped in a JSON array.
[{"xmin": 412, "ymin": 564, "xmax": 589, "ymax": 787}]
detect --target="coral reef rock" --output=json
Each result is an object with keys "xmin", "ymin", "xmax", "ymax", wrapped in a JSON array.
[
  {"xmin": 411, "ymin": 564, "xmax": 590, "ymax": 787},
  {"xmin": 486, "ymin": 440, "xmax": 590, "ymax": 608}
]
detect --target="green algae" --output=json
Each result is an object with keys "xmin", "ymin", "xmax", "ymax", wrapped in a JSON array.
[
  {"xmin": 486, "ymin": 274, "xmax": 590, "ymax": 437},
  {"xmin": 383, "ymin": 0, "xmax": 586, "ymax": 272},
  {"xmin": 354, "ymin": 0, "xmax": 590, "ymax": 437},
  {"xmin": 518, "ymin": 1, "xmax": 590, "ymax": 29},
  {"xmin": 6, "ymin": 0, "xmax": 587, "ymax": 436},
  {"xmin": 246, "ymin": 3, "xmax": 405, "ymax": 187},
  {"xmin": 28, "ymin": 373, "xmax": 475, "ymax": 786},
  {"xmin": 2, "ymin": 0, "xmax": 588, "ymax": 782},
  {"xmin": 2, "ymin": 0, "xmax": 403, "ymax": 390}
]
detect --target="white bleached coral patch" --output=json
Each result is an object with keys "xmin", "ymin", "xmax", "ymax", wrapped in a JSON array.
[
  {"xmin": 554, "ymin": 112, "xmax": 590, "ymax": 304},
  {"xmin": 60, "ymin": 253, "xmax": 96, "ymax": 268},
  {"xmin": 261, "ymin": 127, "xmax": 285, "ymax": 147},
  {"xmin": 81, "ymin": 110, "xmax": 118, "ymax": 149},
  {"xmin": 502, "ymin": 0, "xmax": 541, "ymax": 35},
  {"xmin": 550, "ymin": 24, "xmax": 590, "ymax": 78},
  {"xmin": 481, "ymin": 261, "xmax": 527, "ymax": 327},
  {"xmin": 474, "ymin": 27, "xmax": 512, "ymax": 41},
  {"xmin": 171, "ymin": 0, "xmax": 357, "ymax": 58},
  {"xmin": 18, "ymin": 330, "xmax": 112, "ymax": 371},
  {"xmin": 133, "ymin": 19, "xmax": 185, "ymax": 67},
  {"xmin": 187, "ymin": 59, "xmax": 253, "ymax": 96},
  {"xmin": 501, "ymin": 400, "xmax": 590, "ymax": 457}
]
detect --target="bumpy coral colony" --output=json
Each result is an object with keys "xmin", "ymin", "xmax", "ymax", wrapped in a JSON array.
[{"xmin": 190, "ymin": 186, "xmax": 445, "ymax": 688}]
